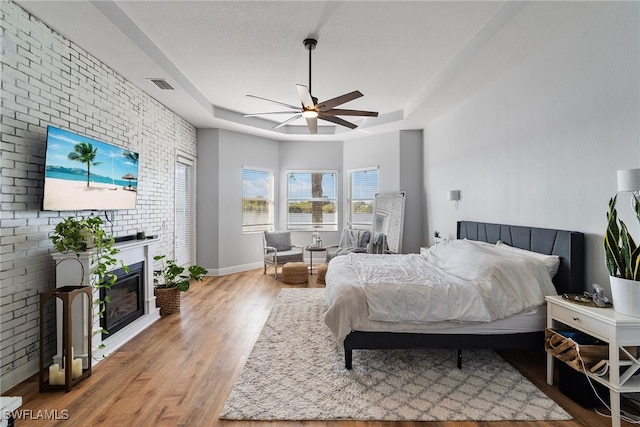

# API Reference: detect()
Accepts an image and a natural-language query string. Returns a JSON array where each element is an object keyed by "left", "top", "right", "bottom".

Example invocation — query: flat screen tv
[{"left": 42, "top": 126, "right": 139, "bottom": 211}]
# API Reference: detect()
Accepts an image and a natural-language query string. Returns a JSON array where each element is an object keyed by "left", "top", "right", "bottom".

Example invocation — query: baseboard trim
[
  {"left": 1, "top": 359, "right": 39, "bottom": 393},
  {"left": 206, "top": 262, "right": 263, "bottom": 277}
]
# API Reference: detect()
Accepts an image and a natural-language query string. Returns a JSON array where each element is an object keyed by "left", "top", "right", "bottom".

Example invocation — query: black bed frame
[{"left": 342, "top": 220, "right": 585, "bottom": 369}]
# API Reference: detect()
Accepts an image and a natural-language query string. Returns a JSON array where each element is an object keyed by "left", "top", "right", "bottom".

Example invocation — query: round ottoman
[
  {"left": 316, "top": 264, "right": 328, "bottom": 285},
  {"left": 282, "top": 262, "right": 308, "bottom": 284}
]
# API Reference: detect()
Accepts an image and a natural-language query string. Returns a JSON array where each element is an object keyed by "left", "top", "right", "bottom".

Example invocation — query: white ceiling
[{"left": 14, "top": 1, "right": 582, "bottom": 141}]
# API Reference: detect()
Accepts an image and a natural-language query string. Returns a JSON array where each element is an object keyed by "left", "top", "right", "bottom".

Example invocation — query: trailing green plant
[
  {"left": 51, "top": 215, "right": 125, "bottom": 347},
  {"left": 153, "top": 255, "right": 207, "bottom": 291},
  {"left": 604, "top": 194, "right": 640, "bottom": 281}
]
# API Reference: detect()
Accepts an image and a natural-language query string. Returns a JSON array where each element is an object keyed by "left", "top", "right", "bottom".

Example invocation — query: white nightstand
[{"left": 546, "top": 295, "right": 640, "bottom": 427}]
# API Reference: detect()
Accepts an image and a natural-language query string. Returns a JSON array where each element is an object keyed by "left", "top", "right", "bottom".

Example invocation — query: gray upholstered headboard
[{"left": 457, "top": 221, "right": 585, "bottom": 295}]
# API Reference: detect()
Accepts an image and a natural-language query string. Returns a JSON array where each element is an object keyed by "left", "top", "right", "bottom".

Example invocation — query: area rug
[{"left": 220, "top": 288, "right": 571, "bottom": 421}]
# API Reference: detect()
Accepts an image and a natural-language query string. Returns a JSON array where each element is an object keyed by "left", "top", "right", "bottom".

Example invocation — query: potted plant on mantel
[
  {"left": 50, "top": 215, "right": 124, "bottom": 340},
  {"left": 604, "top": 194, "right": 640, "bottom": 317},
  {"left": 153, "top": 255, "right": 207, "bottom": 316}
]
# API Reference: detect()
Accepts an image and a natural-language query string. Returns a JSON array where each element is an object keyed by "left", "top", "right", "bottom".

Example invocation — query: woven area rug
[{"left": 220, "top": 288, "right": 571, "bottom": 421}]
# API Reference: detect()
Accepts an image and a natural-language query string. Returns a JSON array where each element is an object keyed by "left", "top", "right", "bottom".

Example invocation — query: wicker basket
[
  {"left": 154, "top": 287, "right": 181, "bottom": 316},
  {"left": 544, "top": 328, "right": 635, "bottom": 372},
  {"left": 282, "top": 262, "right": 308, "bottom": 285},
  {"left": 317, "top": 264, "right": 328, "bottom": 285}
]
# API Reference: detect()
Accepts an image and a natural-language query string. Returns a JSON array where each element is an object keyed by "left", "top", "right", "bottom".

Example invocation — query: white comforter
[{"left": 324, "top": 239, "right": 557, "bottom": 345}]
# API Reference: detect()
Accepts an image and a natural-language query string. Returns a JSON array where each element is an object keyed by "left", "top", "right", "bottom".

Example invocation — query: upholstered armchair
[
  {"left": 263, "top": 231, "right": 304, "bottom": 279},
  {"left": 326, "top": 229, "right": 371, "bottom": 262}
]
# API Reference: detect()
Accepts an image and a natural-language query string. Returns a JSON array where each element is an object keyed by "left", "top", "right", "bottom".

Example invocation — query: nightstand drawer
[{"left": 549, "top": 303, "right": 609, "bottom": 340}]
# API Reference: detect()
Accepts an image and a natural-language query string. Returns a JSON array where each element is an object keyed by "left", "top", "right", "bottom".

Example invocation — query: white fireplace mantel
[{"left": 50, "top": 238, "right": 160, "bottom": 366}]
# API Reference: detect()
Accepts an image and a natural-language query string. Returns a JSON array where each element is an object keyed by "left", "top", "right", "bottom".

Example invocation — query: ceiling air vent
[{"left": 149, "top": 79, "right": 174, "bottom": 90}]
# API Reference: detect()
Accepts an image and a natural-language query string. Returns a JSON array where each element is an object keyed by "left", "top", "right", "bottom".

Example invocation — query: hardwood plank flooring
[{"left": 4, "top": 269, "right": 634, "bottom": 426}]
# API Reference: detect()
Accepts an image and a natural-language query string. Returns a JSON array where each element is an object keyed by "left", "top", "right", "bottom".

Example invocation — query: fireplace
[
  {"left": 52, "top": 238, "right": 160, "bottom": 366},
  {"left": 100, "top": 261, "right": 144, "bottom": 338}
]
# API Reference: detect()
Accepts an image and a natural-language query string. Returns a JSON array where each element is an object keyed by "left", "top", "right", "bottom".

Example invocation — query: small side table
[
  {"left": 546, "top": 295, "right": 640, "bottom": 427},
  {"left": 305, "top": 246, "right": 327, "bottom": 275}
]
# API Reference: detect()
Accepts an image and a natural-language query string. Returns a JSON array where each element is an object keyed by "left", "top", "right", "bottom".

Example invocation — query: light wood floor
[{"left": 4, "top": 268, "right": 635, "bottom": 426}]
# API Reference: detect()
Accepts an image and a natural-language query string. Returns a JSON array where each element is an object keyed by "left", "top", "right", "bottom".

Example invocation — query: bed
[{"left": 324, "top": 221, "right": 584, "bottom": 369}]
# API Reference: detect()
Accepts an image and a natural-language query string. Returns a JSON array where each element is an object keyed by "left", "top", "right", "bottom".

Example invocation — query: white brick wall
[{"left": 0, "top": 0, "right": 197, "bottom": 391}]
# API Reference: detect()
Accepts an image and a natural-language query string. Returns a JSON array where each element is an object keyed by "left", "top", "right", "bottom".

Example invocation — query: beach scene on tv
[{"left": 43, "top": 126, "right": 139, "bottom": 211}]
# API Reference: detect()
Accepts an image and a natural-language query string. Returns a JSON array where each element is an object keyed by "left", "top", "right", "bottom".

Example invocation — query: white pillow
[
  {"left": 495, "top": 241, "right": 560, "bottom": 278},
  {"left": 463, "top": 238, "right": 495, "bottom": 248}
]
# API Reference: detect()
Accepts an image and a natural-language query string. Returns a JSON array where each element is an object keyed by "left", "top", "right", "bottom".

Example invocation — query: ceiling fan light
[{"left": 301, "top": 110, "right": 318, "bottom": 119}]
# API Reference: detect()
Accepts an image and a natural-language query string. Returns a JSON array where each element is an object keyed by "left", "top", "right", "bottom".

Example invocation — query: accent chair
[{"left": 263, "top": 231, "right": 304, "bottom": 279}]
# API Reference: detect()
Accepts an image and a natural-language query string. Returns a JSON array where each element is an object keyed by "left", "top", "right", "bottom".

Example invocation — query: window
[
  {"left": 287, "top": 171, "right": 337, "bottom": 231},
  {"left": 348, "top": 167, "right": 379, "bottom": 229},
  {"left": 175, "top": 154, "right": 195, "bottom": 265},
  {"left": 242, "top": 167, "right": 274, "bottom": 233}
]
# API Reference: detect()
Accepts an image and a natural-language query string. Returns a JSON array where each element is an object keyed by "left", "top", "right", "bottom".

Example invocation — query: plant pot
[
  {"left": 154, "top": 287, "right": 181, "bottom": 316},
  {"left": 80, "top": 229, "right": 95, "bottom": 249},
  {"left": 609, "top": 276, "right": 640, "bottom": 317}
]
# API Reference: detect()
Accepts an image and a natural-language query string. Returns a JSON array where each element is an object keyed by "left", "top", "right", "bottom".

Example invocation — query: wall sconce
[
  {"left": 617, "top": 168, "right": 640, "bottom": 208},
  {"left": 447, "top": 190, "right": 460, "bottom": 210}
]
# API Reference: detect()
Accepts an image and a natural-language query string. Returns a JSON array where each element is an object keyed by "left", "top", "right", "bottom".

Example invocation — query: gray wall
[
  {"left": 422, "top": 1, "right": 640, "bottom": 297},
  {"left": 195, "top": 129, "right": 220, "bottom": 271},
  {"left": 398, "top": 130, "right": 424, "bottom": 254},
  {"left": 196, "top": 129, "right": 425, "bottom": 274},
  {"left": 196, "top": 129, "right": 280, "bottom": 275},
  {"left": 343, "top": 130, "right": 424, "bottom": 254}
]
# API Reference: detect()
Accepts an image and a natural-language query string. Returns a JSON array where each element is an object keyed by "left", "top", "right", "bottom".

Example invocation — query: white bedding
[{"left": 324, "top": 239, "right": 558, "bottom": 346}]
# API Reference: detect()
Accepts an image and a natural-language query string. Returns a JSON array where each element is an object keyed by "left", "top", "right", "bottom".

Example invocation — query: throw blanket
[{"left": 334, "top": 229, "right": 369, "bottom": 257}]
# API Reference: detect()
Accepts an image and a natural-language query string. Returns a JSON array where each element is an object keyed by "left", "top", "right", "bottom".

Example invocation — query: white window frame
[
  {"left": 242, "top": 166, "right": 274, "bottom": 234},
  {"left": 175, "top": 152, "right": 196, "bottom": 266},
  {"left": 287, "top": 170, "right": 338, "bottom": 231},
  {"left": 348, "top": 166, "right": 379, "bottom": 230}
]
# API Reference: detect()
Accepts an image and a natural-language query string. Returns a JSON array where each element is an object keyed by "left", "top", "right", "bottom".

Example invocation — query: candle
[
  {"left": 58, "top": 368, "right": 66, "bottom": 385},
  {"left": 72, "top": 358, "right": 83, "bottom": 379},
  {"left": 49, "top": 364, "right": 59, "bottom": 385}
]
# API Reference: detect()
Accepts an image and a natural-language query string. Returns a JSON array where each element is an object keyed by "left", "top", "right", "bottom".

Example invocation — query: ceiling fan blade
[
  {"left": 244, "top": 110, "right": 301, "bottom": 117},
  {"left": 296, "top": 84, "right": 315, "bottom": 109},
  {"left": 318, "top": 113, "right": 358, "bottom": 129},
  {"left": 305, "top": 116, "right": 318, "bottom": 134},
  {"left": 322, "top": 109, "right": 378, "bottom": 117},
  {"left": 272, "top": 114, "right": 301, "bottom": 130},
  {"left": 246, "top": 94, "right": 301, "bottom": 110},
  {"left": 317, "top": 91, "right": 363, "bottom": 111}
]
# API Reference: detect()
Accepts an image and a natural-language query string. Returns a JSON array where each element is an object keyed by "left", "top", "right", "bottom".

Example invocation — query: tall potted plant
[
  {"left": 604, "top": 194, "right": 640, "bottom": 316},
  {"left": 153, "top": 255, "right": 207, "bottom": 316}
]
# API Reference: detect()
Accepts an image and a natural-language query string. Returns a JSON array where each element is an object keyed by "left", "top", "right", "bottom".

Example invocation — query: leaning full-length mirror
[{"left": 370, "top": 191, "right": 406, "bottom": 254}]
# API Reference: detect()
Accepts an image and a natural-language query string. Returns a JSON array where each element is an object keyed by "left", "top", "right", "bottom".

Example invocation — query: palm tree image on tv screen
[{"left": 43, "top": 126, "right": 139, "bottom": 211}]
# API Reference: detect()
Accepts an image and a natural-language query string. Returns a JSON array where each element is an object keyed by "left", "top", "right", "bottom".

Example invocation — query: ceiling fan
[{"left": 244, "top": 38, "right": 378, "bottom": 134}]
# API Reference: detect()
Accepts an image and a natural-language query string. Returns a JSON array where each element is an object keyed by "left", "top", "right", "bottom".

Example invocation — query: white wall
[
  {"left": 423, "top": 1, "right": 640, "bottom": 296},
  {"left": 0, "top": 1, "right": 197, "bottom": 392}
]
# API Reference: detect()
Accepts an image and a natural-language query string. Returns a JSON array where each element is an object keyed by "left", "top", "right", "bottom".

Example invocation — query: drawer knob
[{"left": 573, "top": 316, "right": 579, "bottom": 321}]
